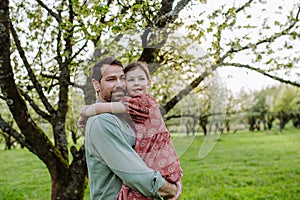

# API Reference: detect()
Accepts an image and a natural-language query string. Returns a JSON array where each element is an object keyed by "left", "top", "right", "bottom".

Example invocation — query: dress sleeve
[{"left": 120, "top": 95, "right": 152, "bottom": 123}]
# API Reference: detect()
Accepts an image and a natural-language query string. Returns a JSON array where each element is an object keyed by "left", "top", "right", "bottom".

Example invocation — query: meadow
[{"left": 0, "top": 127, "right": 299, "bottom": 200}]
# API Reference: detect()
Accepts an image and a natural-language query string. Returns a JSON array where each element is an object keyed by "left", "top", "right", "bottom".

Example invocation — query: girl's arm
[
  {"left": 77, "top": 103, "right": 126, "bottom": 128},
  {"left": 84, "top": 102, "right": 126, "bottom": 117}
]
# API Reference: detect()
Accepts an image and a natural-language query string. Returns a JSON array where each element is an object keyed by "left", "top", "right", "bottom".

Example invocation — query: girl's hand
[
  {"left": 77, "top": 116, "right": 87, "bottom": 128},
  {"left": 80, "top": 105, "right": 89, "bottom": 118},
  {"left": 77, "top": 105, "right": 89, "bottom": 128}
]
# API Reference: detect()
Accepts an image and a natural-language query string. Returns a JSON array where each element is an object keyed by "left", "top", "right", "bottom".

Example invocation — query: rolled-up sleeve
[{"left": 86, "top": 113, "right": 165, "bottom": 198}]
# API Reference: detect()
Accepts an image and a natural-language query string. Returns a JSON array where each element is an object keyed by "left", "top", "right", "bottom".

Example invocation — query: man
[{"left": 84, "top": 57, "right": 179, "bottom": 199}]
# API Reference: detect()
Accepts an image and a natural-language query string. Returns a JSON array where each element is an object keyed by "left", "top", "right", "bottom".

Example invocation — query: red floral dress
[{"left": 117, "top": 94, "right": 183, "bottom": 200}]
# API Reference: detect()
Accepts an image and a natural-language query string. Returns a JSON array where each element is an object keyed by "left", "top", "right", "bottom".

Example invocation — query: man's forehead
[{"left": 101, "top": 64, "right": 124, "bottom": 77}]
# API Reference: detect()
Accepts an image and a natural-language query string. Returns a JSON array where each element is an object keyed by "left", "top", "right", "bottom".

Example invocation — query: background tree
[
  {"left": 222, "top": 89, "right": 242, "bottom": 133},
  {"left": 1, "top": 0, "right": 299, "bottom": 199},
  {"left": 273, "top": 85, "right": 300, "bottom": 131},
  {"left": 245, "top": 90, "right": 270, "bottom": 131},
  {"left": 0, "top": 0, "right": 198, "bottom": 199}
]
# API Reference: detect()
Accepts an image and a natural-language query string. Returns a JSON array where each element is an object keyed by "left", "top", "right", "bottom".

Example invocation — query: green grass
[
  {"left": 0, "top": 149, "right": 51, "bottom": 200},
  {"left": 179, "top": 127, "right": 300, "bottom": 200},
  {"left": 0, "top": 127, "right": 299, "bottom": 199}
]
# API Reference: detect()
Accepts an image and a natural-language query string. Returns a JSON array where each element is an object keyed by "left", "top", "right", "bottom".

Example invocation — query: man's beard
[
  {"left": 100, "top": 85, "right": 125, "bottom": 102},
  {"left": 110, "top": 88, "right": 125, "bottom": 102}
]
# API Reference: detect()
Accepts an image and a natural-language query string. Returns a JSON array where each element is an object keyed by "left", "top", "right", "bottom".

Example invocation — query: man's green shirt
[{"left": 85, "top": 113, "right": 165, "bottom": 199}]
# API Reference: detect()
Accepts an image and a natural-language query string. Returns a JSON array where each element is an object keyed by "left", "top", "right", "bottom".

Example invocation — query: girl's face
[{"left": 125, "top": 67, "right": 151, "bottom": 96}]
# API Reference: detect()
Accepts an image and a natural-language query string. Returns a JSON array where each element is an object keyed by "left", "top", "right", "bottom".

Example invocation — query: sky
[
  {"left": 186, "top": 0, "right": 297, "bottom": 94},
  {"left": 217, "top": 66, "right": 280, "bottom": 94}
]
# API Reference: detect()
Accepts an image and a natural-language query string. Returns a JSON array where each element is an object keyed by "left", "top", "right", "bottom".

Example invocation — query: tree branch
[
  {"left": 9, "top": 21, "right": 55, "bottom": 114},
  {"left": 41, "top": 73, "right": 59, "bottom": 79},
  {"left": 1, "top": 6, "right": 67, "bottom": 172},
  {"left": 235, "top": 0, "right": 253, "bottom": 13},
  {"left": 18, "top": 88, "right": 52, "bottom": 122},
  {"left": 63, "top": 0, "right": 74, "bottom": 61},
  {"left": 165, "top": 114, "right": 198, "bottom": 121},
  {"left": 68, "top": 40, "right": 88, "bottom": 65},
  {"left": 165, "top": 112, "right": 227, "bottom": 121},
  {"left": 139, "top": 0, "right": 191, "bottom": 65},
  {"left": 0, "top": 116, "right": 32, "bottom": 151},
  {"left": 35, "top": 0, "right": 61, "bottom": 22},
  {"left": 223, "top": 62, "right": 300, "bottom": 87},
  {"left": 214, "top": 0, "right": 254, "bottom": 60},
  {"left": 224, "top": 6, "right": 300, "bottom": 57},
  {"left": 155, "top": 0, "right": 192, "bottom": 27},
  {"left": 55, "top": 5, "right": 63, "bottom": 65},
  {"left": 90, "top": 0, "right": 114, "bottom": 46},
  {"left": 154, "top": 0, "right": 174, "bottom": 27},
  {"left": 53, "top": 0, "right": 75, "bottom": 161},
  {"left": 163, "top": 64, "right": 218, "bottom": 113}
]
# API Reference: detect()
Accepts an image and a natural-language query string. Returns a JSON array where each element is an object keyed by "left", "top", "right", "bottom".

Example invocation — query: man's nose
[{"left": 115, "top": 78, "right": 125, "bottom": 87}]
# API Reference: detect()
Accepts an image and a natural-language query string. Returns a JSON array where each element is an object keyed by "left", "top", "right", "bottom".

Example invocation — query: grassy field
[{"left": 0, "top": 127, "right": 299, "bottom": 199}]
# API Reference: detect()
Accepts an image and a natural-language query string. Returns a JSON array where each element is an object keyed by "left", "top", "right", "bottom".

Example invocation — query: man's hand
[
  {"left": 158, "top": 181, "right": 178, "bottom": 199},
  {"left": 170, "top": 181, "right": 182, "bottom": 200}
]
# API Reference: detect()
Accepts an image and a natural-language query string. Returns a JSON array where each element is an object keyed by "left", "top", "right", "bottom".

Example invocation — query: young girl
[{"left": 78, "top": 62, "right": 183, "bottom": 200}]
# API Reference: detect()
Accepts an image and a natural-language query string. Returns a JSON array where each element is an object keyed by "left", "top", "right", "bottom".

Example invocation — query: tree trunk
[
  {"left": 185, "top": 119, "right": 192, "bottom": 136},
  {"left": 4, "top": 134, "right": 15, "bottom": 150},
  {"left": 248, "top": 117, "right": 255, "bottom": 131},
  {"left": 199, "top": 117, "right": 208, "bottom": 136},
  {"left": 51, "top": 146, "right": 88, "bottom": 200},
  {"left": 266, "top": 114, "right": 274, "bottom": 130},
  {"left": 0, "top": 2, "right": 88, "bottom": 199},
  {"left": 279, "top": 111, "right": 289, "bottom": 132},
  {"left": 192, "top": 118, "right": 197, "bottom": 136},
  {"left": 292, "top": 113, "right": 300, "bottom": 128}
]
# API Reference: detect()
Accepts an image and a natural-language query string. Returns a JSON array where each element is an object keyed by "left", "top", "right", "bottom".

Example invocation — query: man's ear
[{"left": 92, "top": 79, "right": 100, "bottom": 92}]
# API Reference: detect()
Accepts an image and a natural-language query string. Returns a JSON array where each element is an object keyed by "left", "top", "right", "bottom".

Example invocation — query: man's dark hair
[{"left": 91, "top": 57, "right": 123, "bottom": 81}]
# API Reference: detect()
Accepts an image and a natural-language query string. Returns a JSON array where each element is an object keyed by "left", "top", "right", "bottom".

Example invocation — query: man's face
[{"left": 95, "top": 64, "right": 126, "bottom": 102}]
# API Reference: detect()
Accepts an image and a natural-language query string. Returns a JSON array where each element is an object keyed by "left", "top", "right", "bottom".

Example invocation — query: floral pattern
[{"left": 117, "top": 94, "right": 183, "bottom": 200}]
